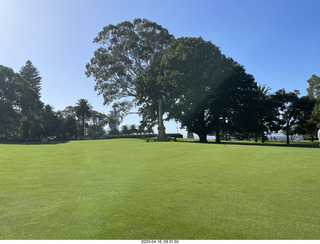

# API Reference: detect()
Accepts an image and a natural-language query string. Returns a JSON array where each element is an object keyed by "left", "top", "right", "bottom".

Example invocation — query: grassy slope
[{"left": 0, "top": 139, "right": 319, "bottom": 240}]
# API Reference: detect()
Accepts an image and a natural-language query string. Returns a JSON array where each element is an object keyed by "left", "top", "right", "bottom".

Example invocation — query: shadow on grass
[
  {"left": 175, "top": 138, "right": 320, "bottom": 149},
  {"left": 0, "top": 140, "right": 70, "bottom": 146},
  {"left": 222, "top": 141, "right": 319, "bottom": 149}
]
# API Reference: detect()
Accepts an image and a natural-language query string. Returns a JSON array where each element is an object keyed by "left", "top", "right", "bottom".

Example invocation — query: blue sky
[{"left": 1, "top": 0, "right": 319, "bottom": 136}]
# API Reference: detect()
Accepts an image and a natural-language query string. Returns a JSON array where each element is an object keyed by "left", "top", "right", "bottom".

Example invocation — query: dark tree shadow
[
  {"left": 0, "top": 140, "right": 70, "bottom": 146},
  {"left": 175, "top": 138, "right": 319, "bottom": 149}
]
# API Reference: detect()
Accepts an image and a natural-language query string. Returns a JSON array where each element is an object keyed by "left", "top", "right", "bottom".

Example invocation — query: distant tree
[
  {"left": 75, "top": 99, "right": 92, "bottom": 138},
  {"left": 272, "top": 89, "right": 300, "bottom": 144},
  {"left": 310, "top": 100, "right": 320, "bottom": 134},
  {"left": 42, "top": 104, "right": 59, "bottom": 137},
  {"left": 306, "top": 74, "right": 320, "bottom": 138},
  {"left": 146, "top": 125, "right": 154, "bottom": 134},
  {"left": 62, "top": 106, "right": 76, "bottom": 117},
  {"left": 85, "top": 18, "right": 174, "bottom": 116},
  {"left": 53, "top": 111, "right": 66, "bottom": 140},
  {"left": 294, "top": 96, "right": 316, "bottom": 140},
  {"left": 0, "top": 64, "right": 45, "bottom": 141},
  {"left": 0, "top": 65, "right": 21, "bottom": 138},
  {"left": 121, "top": 125, "right": 130, "bottom": 135},
  {"left": 306, "top": 74, "right": 320, "bottom": 99},
  {"left": 106, "top": 110, "right": 121, "bottom": 132},
  {"left": 90, "top": 110, "right": 108, "bottom": 126},
  {"left": 129, "top": 124, "right": 137, "bottom": 135},
  {"left": 64, "top": 115, "right": 78, "bottom": 139},
  {"left": 19, "top": 60, "right": 42, "bottom": 96},
  {"left": 87, "top": 110, "right": 108, "bottom": 139},
  {"left": 108, "top": 127, "right": 120, "bottom": 135},
  {"left": 210, "top": 65, "right": 257, "bottom": 142},
  {"left": 18, "top": 72, "right": 44, "bottom": 140},
  {"left": 253, "top": 84, "right": 280, "bottom": 143},
  {"left": 256, "top": 85, "right": 271, "bottom": 142},
  {"left": 87, "top": 124, "right": 106, "bottom": 139},
  {"left": 17, "top": 61, "right": 44, "bottom": 140},
  {"left": 138, "top": 124, "right": 145, "bottom": 134}
]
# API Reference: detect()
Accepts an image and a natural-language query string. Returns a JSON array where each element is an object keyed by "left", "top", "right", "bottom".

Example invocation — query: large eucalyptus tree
[{"left": 86, "top": 18, "right": 174, "bottom": 117}]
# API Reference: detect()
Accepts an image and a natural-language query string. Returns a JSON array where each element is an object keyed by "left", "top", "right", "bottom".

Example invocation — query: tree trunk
[
  {"left": 198, "top": 133, "right": 208, "bottom": 143},
  {"left": 216, "top": 130, "right": 221, "bottom": 143},
  {"left": 83, "top": 117, "right": 85, "bottom": 138},
  {"left": 286, "top": 125, "right": 290, "bottom": 145},
  {"left": 215, "top": 125, "right": 221, "bottom": 143},
  {"left": 254, "top": 133, "right": 258, "bottom": 142},
  {"left": 259, "top": 118, "right": 264, "bottom": 143}
]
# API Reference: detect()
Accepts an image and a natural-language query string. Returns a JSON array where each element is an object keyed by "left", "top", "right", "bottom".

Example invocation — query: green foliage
[
  {"left": 136, "top": 37, "right": 258, "bottom": 142},
  {"left": 18, "top": 62, "right": 44, "bottom": 140},
  {"left": 19, "top": 60, "right": 42, "bottom": 96},
  {"left": 294, "top": 96, "right": 316, "bottom": 139},
  {"left": 0, "top": 64, "right": 44, "bottom": 141},
  {"left": 87, "top": 124, "right": 106, "bottom": 139},
  {"left": 311, "top": 98, "right": 320, "bottom": 125},
  {"left": 0, "top": 65, "right": 21, "bottom": 138},
  {"left": 18, "top": 77, "right": 43, "bottom": 115},
  {"left": 85, "top": 18, "right": 174, "bottom": 115},
  {"left": 272, "top": 89, "right": 301, "bottom": 144},
  {"left": 88, "top": 110, "right": 108, "bottom": 138},
  {"left": 1, "top": 62, "right": 103, "bottom": 141},
  {"left": 254, "top": 85, "right": 272, "bottom": 142},
  {"left": 306, "top": 74, "right": 320, "bottom": 99},
  {"left": 64, "top": 115, "right": 78, "bottom": 139},
  {"left": 1, "top": 19, "right": 319, "bottom": 143},
  {"left": 129, "top": 124, "right": 137, "bottom": 134},
  {"left": 120, "top": 124, "right": 130, "bottom": 135},
  {"left": 75, "top": 99, "right": 92, "bottom": 138},
  {"left": 305, "top": 74, "right": 320, "bottom": 139},
  {"left": 42, "top": 105, "right": 59, "bottom": 136},
  {"left": 108, "top": 127, "right": 120, "bottom": 135}
]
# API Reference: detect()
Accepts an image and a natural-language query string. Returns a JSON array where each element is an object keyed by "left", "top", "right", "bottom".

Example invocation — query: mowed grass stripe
[{"left": 0, "top": 139, "right": 319, "bottom": 239}]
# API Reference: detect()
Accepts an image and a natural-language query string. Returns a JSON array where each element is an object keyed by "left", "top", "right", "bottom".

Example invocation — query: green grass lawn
[{"left": 1, "top": 139, "right": 319, "bottom": 240}]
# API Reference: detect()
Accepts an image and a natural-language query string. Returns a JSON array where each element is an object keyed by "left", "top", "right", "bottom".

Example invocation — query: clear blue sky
[{"left": 1, "top": 0, "right": 319, "bottom": 135}]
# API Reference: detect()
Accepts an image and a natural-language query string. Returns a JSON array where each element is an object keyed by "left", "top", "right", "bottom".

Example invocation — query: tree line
[
  {"left": 2, "top": 19, "right": 320, "bottom": 143},
  {"left": 86, "top": 19, "right": 320, "bottom": 144},
  {"left": 0, "top": 62, "right": 111, "bottom": 141},
  {"left": 0, "top": 61, "right": 156, "bottom": 141}
]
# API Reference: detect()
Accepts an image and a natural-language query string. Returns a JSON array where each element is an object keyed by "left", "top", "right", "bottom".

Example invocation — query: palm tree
[
  {"left": 121, "top": 125, "right": 129, "bottom": 135},
  {"left": 256, "top": 85, "right": 271, "bottom": 142},
  {"left": 146, "top": 125, "right": 154, "bottom": 134},
  {"left": 75, "top": 99, "right": 92, "bottom": 138},
  {"left": 258, "top": 85, "right": 271, "bottom": 100},
  {"left": 129, "top": 124, "right": 137, "bottom": 135},
  {"left": 138, "top": 124, "right": 145, "bottom": 134}
]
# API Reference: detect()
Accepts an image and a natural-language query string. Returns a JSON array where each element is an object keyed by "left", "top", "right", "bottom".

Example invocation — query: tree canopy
[
  {"left": 305, "top": 74, "right": 320, "bottom": 139},
  {"left": 19, "top": 60, "right": 42, "bottom": 96},
  {"left": 0, "top": 65, "right": 21, "bottom": 138},
  {"left": 85, "top": 18, "right": 174, "bottom": 115},
  {"left": 1, "top": 20, "right": 319, "bottom": 143},
  {"left": 306, "top": 74, "right": 320, "bottom": 99},
  {"left": 136, "top": 37, "right": 258, "bottom": 142},
  {"left": 75, "top": 99, "right": 92, "bottom": 138}
]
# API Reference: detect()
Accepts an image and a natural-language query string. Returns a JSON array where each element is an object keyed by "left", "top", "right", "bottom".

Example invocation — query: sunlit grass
[{"left": 0, "top": 139, "right": 319, "bottom": 239}]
